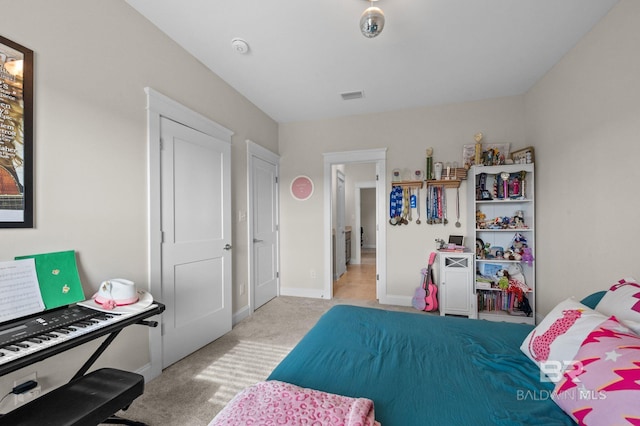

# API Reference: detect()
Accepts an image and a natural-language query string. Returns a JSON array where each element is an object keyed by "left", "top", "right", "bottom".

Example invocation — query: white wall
[
  {"left": 0, "top": 0, "right": 277, "bottom": 398},
  {"left": 524, "top": 0, "right": 640, "bottom": 315},
  {"left": 279, "top": 96, "right": 526, "bottom": 299}
]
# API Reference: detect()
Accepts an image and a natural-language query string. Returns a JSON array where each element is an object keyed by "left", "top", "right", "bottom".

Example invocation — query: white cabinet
[
  {"left": 438, "top": 252, "right": 475, "bottom": 318},
  {"left": 467, "top": 163, "right": 535, "bottom": 324}
]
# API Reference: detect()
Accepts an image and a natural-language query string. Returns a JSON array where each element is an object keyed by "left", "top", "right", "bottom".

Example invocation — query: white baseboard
[
  {"left": 136, "top": 363, "right": 154, "bottom": 382},
  {"left": 377, "top": 294, "right": 412, "bottom": 306},
  {"left": 233, "top": 305, "right": 252, "bottom": 325},
  {"left": 279, "top": 287, "right": 325, "bottom": 299}
]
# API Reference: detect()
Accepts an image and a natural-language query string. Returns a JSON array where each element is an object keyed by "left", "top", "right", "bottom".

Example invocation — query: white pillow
[
  {"left": 595, "top": 277, "right": 640, "bottom": 324},
  {"left": 520, "top": 298, "right": 608, "bottom": 382}
]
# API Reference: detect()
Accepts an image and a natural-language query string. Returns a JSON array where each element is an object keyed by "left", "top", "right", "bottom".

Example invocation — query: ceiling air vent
[{"left": 340, "top": 90, "right": 364, "bottom": 101}]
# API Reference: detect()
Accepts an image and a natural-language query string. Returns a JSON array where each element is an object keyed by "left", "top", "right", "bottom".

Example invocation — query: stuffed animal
[
  {"left": 521, "top": 247, "right": 534, "bottom": 266},
  {"left": 497, "top": 270, "right": 510, "bottom": 290}
]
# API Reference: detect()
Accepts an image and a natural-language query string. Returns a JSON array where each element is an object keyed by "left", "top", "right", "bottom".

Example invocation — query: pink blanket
[{"left": 209, "top": 380, "right": 380, "bottom": 426}]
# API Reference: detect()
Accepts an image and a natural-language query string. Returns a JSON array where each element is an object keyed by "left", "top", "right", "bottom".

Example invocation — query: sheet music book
[
  {"left": 15, "top": 250, "right": 86, "bottom": 310},
  {"left": 0, "top": 259, "right": 45, "bottom": 323}
]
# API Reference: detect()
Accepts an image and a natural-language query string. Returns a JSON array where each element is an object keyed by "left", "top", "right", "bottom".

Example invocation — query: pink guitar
[
  {"left": 424, "top": 252, "right": 438, "bottom": 311},
  {"left": 412, "top": 252, "right": 439, "bottom": 312}
]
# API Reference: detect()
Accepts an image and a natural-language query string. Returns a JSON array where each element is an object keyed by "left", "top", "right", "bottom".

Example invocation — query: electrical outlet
[
  {"left": 239, "top": 282, "right": 246, "bottom": 295},
  {"left": 310, "top": 269, "right": 316, "bottom": 279},
  {"left": 13, "top": 372, "right": 41, "bottom": 406}
]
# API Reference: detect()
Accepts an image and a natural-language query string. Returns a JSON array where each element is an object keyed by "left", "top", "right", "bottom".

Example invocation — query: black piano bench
[{"left": 0, "top": 368, "right": 147, "bottom": 426}]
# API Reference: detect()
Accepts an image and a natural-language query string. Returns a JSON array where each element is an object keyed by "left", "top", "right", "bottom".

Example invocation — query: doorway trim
[
  {"left": 146, "top": 87, "right": 233, "bottom": 380},
  {"left": 246, "top": 140, "right": 280, "bottom": 317},
  {"left": 323, "top": 148, "right": 387, "bottom": 300}
]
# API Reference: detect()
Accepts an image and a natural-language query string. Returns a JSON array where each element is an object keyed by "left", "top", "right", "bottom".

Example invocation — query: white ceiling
[{"left": 125, "top": 0, "right": 619, "bottom": 123}]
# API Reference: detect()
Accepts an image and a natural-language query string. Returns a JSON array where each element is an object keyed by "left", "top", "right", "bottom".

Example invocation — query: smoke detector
[{"left": 231, "top": 38, "right": 250, "bottom": 54}]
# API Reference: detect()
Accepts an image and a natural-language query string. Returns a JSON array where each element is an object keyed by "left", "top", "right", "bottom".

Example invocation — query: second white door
[{"left": 251, "top": 155, "right": 279, "bottom": 309}]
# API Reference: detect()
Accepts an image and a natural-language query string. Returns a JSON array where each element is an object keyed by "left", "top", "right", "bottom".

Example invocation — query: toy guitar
[
  {"left": 412, "top": 252, "right": 438, "bottom": 312},
  {"left": 424, "top": 252, "right": 438, "bottom": 311}
]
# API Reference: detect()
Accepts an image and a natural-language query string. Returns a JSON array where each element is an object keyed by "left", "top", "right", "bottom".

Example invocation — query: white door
[
  {"left": 160, "top": 117, "right": 232, "bottom": 368},
  {"left": 335, "top": 170, "right": 346, "bottom": 279},
  {"left": 251, "top": 155, "right": 279, "bottom": 309}
]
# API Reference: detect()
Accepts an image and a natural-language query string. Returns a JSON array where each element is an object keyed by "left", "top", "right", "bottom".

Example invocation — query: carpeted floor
[{"left": 114, "top": 296, "right": 423, "bottom": 425}]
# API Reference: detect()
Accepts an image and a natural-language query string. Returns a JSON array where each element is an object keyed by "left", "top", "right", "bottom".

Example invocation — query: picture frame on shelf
[
  {"left": 511, "top": 146, "right": 534, "bottom": 164},
  {"left": 0, "top": 35, "right": 34, "bottom": 228},
  {"left": 462, "top": 143, "right": 511, "bottom": 167}
]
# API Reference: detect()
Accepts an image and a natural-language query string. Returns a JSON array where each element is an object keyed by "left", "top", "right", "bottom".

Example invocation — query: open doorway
[
  {"left": 333, "top": 181, "right": 377, "bottom": 300},
  {"left": 333, "top": 183, "right": 377, "bottom": 301},
  {"left": 323, "top": 149, "right": 387, "bottom": 302}
]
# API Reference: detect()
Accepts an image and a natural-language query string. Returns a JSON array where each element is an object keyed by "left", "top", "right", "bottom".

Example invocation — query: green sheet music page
[{"left": 15, "top": 250, "right": 85, "bottom": 309}]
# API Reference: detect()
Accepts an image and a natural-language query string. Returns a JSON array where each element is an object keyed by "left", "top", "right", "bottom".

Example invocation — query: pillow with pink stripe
[
  {"left": 553, "top": 316, "right": 640, "bottom": 426},
  {"left": 595, "top": 278, "right": 640, "bottom": 325}
]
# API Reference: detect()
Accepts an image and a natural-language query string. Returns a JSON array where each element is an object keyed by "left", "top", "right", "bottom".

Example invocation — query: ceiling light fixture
[{"left": 360, "top": 0, "right": 385, "bottom": 39}]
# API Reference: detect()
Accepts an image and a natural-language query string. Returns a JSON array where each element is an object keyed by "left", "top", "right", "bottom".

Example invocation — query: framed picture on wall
[{"left": 0, "top": 35, "right": 33, "bottom": 228}]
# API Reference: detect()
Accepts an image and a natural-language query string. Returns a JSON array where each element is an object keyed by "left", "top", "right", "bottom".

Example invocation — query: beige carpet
[{"left": 114, "top": 296, "right": 423, "bottom": 425}]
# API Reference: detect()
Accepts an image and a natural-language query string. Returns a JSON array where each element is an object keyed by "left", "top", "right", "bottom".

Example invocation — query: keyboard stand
[
  {"left": 71, "top": 319, "right": 157, "bottom": 382},
  {"left": 0, "top": 304, "right": 164, "bottom": 426}
]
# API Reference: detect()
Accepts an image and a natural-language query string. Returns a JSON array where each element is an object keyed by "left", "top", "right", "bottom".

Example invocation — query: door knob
[
  {"left": 223, "top": 244, "right": 232, "bottom": 250},
  {"left": 253, "top": 238, "right": 263, "bottom": 243}
]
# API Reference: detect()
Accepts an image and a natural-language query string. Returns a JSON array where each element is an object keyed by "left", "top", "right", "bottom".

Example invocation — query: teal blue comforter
[{"left": 268, "top": 305, "right": 574, "bottom": 425}]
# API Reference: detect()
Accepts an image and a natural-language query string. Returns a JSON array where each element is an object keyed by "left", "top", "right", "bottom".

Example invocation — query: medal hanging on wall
[
  {"left": 426, "top": 185, "right": 432, "bottom": 224},
  {"left": 389, "top": 185, "right": 403, "bottom": 225},
  {"left": 401, "top": 187, "right": 409, "bottom": 225},
  {"left": 426, "top": 185, "right": 448, "bottom": 225}
]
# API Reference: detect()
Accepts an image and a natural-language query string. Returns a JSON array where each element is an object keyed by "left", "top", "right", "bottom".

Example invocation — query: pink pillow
[{"left": 553, "top": 316, "right": 640, "bottom": 425}]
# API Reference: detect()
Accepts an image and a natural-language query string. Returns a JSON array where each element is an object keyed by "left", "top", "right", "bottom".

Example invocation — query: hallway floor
[{"left": 333, "top": 248, "right": 376, "bottom": 300}]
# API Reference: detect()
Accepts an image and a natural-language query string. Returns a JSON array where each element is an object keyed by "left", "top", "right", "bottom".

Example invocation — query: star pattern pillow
[{"left": 553, "top": 316, "right": 640, "bottom": 426}]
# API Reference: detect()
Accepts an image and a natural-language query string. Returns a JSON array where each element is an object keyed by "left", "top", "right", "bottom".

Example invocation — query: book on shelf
[{"left": 477, "top": 289, "right": 526, "bottom": 312}]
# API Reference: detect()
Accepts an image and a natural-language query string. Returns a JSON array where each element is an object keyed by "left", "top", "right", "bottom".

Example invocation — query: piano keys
[{"left": 0, "top": 303, "right": 163, "bottom": 377}]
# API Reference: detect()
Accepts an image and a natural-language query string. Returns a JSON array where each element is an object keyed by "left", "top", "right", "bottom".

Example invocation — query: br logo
[{"left": 540, "top": 360, "right": 584, "bottom": 383}]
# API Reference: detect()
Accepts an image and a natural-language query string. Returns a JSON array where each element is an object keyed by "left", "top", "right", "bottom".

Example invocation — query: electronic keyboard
[{"left": 0, "top": 303, "right": 163, "bottom": 377}]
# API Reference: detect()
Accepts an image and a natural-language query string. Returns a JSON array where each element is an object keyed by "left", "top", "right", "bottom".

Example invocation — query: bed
[{"left": 211, "top": 284, "right": 640, "bottom": 425}]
